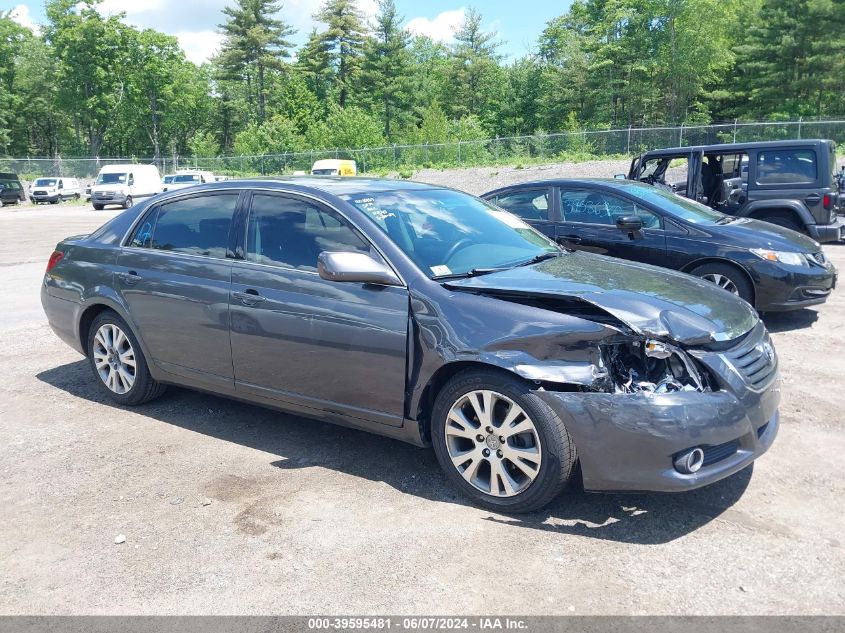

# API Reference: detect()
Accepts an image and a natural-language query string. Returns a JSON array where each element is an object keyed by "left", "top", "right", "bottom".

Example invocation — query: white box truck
[{"left": 90, "top": 164, "right": 161, "bottom": 210}]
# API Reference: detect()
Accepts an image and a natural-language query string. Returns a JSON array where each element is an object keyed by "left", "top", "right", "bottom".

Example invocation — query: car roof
[
  {"left": 191, "top": 176, "right": 440, "bottom": 197},
  {"left": 639, "top": 139, "right": 833, "bottom": 156},
  {"left": 484, "top": 178, "right": 654, "bottom": 196}
]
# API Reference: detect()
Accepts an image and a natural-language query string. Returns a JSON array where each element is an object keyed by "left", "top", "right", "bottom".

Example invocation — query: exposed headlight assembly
[
  {"left": 750, "top": 248, "right": 806, "bottom": 266},
  {"left": 604, "top": 339, "right": 710, "bottom": 394}
]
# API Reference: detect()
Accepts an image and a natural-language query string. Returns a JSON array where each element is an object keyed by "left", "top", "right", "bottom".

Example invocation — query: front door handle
[
  {"left": 117, "top": 271, "right": 141, "bottom": 285},
  {"left": 233, "top": 290, "right": 266, "bottom": 306},
  {"left": 557, "top": 234, "right": 582, "bottom": 244}
]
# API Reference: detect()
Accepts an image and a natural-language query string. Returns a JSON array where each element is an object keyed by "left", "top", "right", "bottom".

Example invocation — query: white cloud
[
  {"left": 176, "top": 30, "right": 225, "bottom": 65},
  {"left": 97, "top": 0, "right": 164, "bottom": 17},
  {"left": 9, "top": 4, "right": 40, "bottom": 34},
  {"left": 406, "top": 8, "right": 465, "bottom": 43}
]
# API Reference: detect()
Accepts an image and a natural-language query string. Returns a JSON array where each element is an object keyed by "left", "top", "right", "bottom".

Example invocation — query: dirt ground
[{"left": 1, "top": 179, "right": 844, "bottom": 615}]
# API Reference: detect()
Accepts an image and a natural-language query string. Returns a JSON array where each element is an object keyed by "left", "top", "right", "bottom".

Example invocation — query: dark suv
[
  {"left": 627, "top": 139, "right": 845, "bottom": 243},
  {"left": 0, "top": 172, "right": 25, "bottom": 206}
]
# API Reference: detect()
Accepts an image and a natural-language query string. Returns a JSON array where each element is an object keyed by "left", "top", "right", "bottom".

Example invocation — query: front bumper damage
[{"left": 536, "top": 385, "right": 779, "bottom": 492}]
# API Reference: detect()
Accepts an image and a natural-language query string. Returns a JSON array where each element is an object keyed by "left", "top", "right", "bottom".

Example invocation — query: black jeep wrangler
[{"left": 627, "top": 139, "right": 845, "bottom": 243}]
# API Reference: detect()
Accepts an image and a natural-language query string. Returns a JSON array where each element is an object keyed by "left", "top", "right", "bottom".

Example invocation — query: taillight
[
  {"left": 823, "top": 194, "right": 832, "bottom": 209},
  {"left": 46, "top": 250, "right": 64, "bottom": 272}
]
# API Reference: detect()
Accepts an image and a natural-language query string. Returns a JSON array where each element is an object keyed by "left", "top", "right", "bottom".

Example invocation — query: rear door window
[
  {"left": 493, "top": 189, "right": 551, "bottom": 221},
  {"left": 756, "top": 149, "right": 817, "bottom": 184},
  {"left": 129, "top": 193, "right": 239, "bottom": 258}
]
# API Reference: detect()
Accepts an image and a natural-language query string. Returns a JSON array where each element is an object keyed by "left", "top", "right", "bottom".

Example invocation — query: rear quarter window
[{"left": 756, "top": 149, "right": 817, "bottom": 185}]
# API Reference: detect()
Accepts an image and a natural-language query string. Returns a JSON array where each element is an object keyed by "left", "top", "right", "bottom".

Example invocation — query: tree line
[{"left": 0, "top": 0, "right": 843, "bottom": 160}]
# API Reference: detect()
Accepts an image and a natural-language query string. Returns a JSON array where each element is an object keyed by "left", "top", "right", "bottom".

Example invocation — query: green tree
[
  {"left": 731, "top": 0, "right": 845, "bottom": 118},
  {"left": 44, "top": 0, "right": 134, "bottom": 156},
  {"left": 315, "top": 0, "right": 367, "bottom": 108},
  {"left": 218, "top": 0, "right": 295, "bottom": 122},
  {"left": 234, "top": 115, "right": 301, "bottom": 155},
  {"left": 0, "top": 13, "right": 31, "bottom": 152},
  {"left": 360, "top": 0, "right": 411, "bottom": 139},
  {"left": 297, "top": 28, "right": 332, "bottom": 102},
  {"left": 306, "top": 105, "right": 384, "bottom": 149},
  {"left": 447, "top": 8, "right": 500, "bottom": 118}
]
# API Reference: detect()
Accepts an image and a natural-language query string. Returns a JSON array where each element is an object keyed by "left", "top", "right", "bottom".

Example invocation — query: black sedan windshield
[
  {"left": 625, "top": 183, "right": 728, "bottom": 224},
  {"left": 344, "top": 189, "right": 559, "bottom": 278}
]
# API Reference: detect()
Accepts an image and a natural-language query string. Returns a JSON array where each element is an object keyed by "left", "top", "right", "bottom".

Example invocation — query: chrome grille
[{"left": 723, "top": 325, "right": 778, "bottom": 390}]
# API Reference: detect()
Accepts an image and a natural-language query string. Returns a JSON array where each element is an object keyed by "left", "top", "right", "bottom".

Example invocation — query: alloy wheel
[
  {"left": 444, "top": 390, "right": 542, "bottom": 498},
  {"left": 92, "top": 323, "right": 136, "bottom": 394},
  {"left": 701, "top": 273, "right": 739, "bottom": 295}
]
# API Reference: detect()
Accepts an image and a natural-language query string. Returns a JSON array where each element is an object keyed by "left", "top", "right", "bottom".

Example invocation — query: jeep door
[{"left": 229, "top": 191, "right": 409, "bottom": 427}]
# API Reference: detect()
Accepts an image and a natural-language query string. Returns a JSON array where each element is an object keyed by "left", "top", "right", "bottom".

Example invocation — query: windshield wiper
[
  {"left": 432, "top": 267, "right": 508, "bottom": 280},
  {"left": 513, "top": 251, "right": 563, "bottom": 267}
]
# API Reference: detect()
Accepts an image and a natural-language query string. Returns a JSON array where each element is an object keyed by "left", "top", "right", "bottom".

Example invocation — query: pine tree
[
  {"left": 360, "top": 0, "right": 411, "bottom": 139},
  {"left": 448, "top": 8, "right": 500, "bottom": 118},
  {"left": 315, "top": 0, "right": 367, "bottom": 108},
  {"left": 218, "top": 0, "right": 295, "bottom": 123}
]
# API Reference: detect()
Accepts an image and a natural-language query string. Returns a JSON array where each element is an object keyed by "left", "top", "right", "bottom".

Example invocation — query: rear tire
[
  {"left": 87, "top": 310, "right": 166, "bottom": 406},
  {"left": 690, "top": 262, "right": 754, "bottom": 305},
  {"left": 431, "top": 368, "right": 576, "bottom": 513}
]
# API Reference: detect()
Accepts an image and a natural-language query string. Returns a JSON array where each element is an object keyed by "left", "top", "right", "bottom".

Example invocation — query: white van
[
  {"left": 29, "top": 177, "right": 81, "bottom": 204},
  {"left": 91, "top": 164, "right": 161, "bottom": 210},
  {"left": 163, "top": 170, "right": 215, "bottom": 192}
]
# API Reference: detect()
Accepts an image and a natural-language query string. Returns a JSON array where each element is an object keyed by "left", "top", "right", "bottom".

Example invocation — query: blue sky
[{"left": 3, "top": 0, "right": 571, "bottom": 64}]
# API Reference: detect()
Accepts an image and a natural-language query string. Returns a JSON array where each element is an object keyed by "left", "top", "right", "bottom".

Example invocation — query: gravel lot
[{"left": 1, "top": 166, "right": 844, "bottom": 615}]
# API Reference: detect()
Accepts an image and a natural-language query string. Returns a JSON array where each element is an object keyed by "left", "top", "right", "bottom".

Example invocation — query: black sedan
[
  {"left": 42, "top": 178, "right": 778, "bottom": 512},
  {"left": 483, "top": 179, "right": 837, "bottom": 311}
]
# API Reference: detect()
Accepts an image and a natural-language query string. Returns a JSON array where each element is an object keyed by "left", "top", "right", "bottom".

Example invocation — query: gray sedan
[{"left": 41, "top": 178, "right": 779, "bottom": 512}]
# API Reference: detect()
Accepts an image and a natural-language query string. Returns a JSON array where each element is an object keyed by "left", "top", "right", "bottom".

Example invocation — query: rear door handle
[
  {"left": 233, "top": 289, "right": 266, "bottom": 306},
  {"left": 557, "top": 234, "right": 582, "bottom": 244},
  {"left": 117, "top": 271, "right": 141, "bottom": 285}
]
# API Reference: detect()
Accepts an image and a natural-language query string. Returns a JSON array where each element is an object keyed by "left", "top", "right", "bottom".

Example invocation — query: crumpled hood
[{"left": 444, "top": 251, "right": 758, "bottom": 346}]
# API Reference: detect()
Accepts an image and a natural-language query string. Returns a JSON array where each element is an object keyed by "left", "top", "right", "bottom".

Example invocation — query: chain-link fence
[{"left": 4, "top": 118, "right": 845, "bottom": 180}]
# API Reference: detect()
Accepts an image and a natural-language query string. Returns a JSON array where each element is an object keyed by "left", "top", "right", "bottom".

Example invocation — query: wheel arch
[
  {"left": 742, "top": 200, "right": 813, "bottom": 230},
  {"left": 76, "top": 298, "right": 151, "bottom": 364},
  {"left": 414, "top": 360, "right": 584, "bottom": 443},
  {"left": 682, "top": 257, "right": 756, "bottom": 307}
]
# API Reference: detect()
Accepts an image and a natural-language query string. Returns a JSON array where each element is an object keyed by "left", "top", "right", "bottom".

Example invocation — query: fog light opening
[{"left": 674, "top": 447, "right": 705, "bottom": 474}]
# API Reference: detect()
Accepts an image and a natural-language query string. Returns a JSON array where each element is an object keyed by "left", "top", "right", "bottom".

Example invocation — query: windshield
[
  {"left": 35, "top": 178, "right": 57, "bottom": 187},
  {"left": 343, "top": 189, "right": 559, "bottom": 278},
  {"left": 625, "top": 183, "right": 727, "bottom": 225},
  {"left": 97, "top": 173, "right": 127, "bottom": 185},
  {"left": 312, "top": 169, "right": 338, "bottom": 175},
  {"left": 163, "top": 175, "right": 174, "bottom": 183},
  {"left": 173, "top": 174, "right": 201, "bottom": 183}
]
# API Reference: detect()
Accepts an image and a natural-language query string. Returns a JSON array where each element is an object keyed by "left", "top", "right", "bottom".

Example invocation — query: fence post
[
  {"left": 393, "top": 144, "right": 397, "bottom": 172},
  {"left": 679, "top": 123, "right": 684, "bottom": 146},
  {"left": 261, "top": 155, "right": 265, "bottom": 175},
  {"left": 733, "top": 119, "right": 738, "bottom": 143},
  {"left": 626, "top": 125, "right": 632, "bottom": 155},
  {"left": 425, "top": 142, "right": 429, "bottom": 164},
  {"left": 335, "top": 147, "right": 339, "bottom": 159},
  {"left": 457, "top": 141, "right": 461, "bottom": 166},
  {"left": 362, "top": 149, "right": 367, "bottom": 174},
  {"left": 798, "top": 117, "right": 803, "bottom": 140}
]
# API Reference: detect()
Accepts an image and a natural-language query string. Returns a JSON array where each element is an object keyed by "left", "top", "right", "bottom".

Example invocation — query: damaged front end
[{"left": 602, "top": 338, "right": 712, "bottom": 394}]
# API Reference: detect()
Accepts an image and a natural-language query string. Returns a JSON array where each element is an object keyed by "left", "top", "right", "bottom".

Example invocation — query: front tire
[
  {"left": 123, "top": 196, "right": 133, "bottom": 209},
  {"left": 93, "top": 204, "right": 104, "bottom": 211},
  {"left": 690, "top": 262, "right": 754, "bottom": 305},
  {"left": 87, "top": 311, "right": 166, "bottom": 406},
  {"left": 431, "top": 368, "right": 576, "bottom": 513}
]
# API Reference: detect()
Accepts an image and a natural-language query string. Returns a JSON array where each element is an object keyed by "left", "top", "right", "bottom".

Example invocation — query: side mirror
[
  {"left": 317, "top": 251, "right": 402, "bottom": 286},
  {"left": 613, "top": 174, "right": 627, "bottom": 180},
  {"left": 616, "top": 215, "right": 643, "bottom": 232}
]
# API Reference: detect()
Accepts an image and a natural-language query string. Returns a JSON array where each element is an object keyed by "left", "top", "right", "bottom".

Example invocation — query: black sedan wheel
[
  {"left": 87, "top": 310, "right": 166, "bottom": 405},
  {"left": 691, "top": 262, "right": 754, "bottom": 305},
  {"left": 431, "top": 368, "right": 576, "bottom": 513}
]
